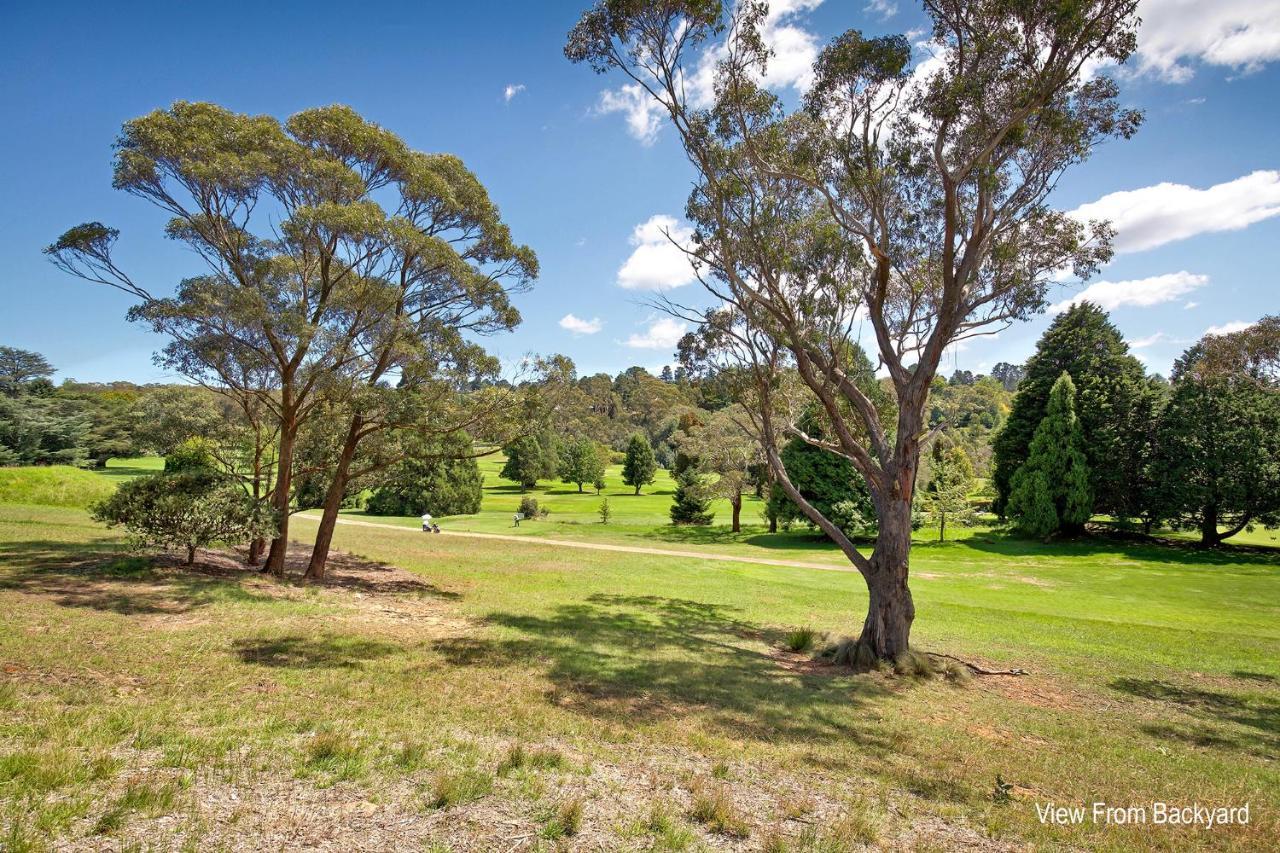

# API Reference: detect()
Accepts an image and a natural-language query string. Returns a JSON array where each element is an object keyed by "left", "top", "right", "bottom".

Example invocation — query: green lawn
[{"left": 1, "top": 492, "right": 1276, "bottom": 850}]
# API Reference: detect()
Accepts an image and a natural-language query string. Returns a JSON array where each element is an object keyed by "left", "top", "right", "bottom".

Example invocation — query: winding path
[{"left": 295, "top": 513, "right": 857, "bottom": 574}]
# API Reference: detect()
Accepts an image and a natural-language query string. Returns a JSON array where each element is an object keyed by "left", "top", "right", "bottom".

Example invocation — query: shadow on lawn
[
  {"left": 232, "top": 634, "right": 401, "bottom": 669},
  {"left": 1111, "top": 677, "right": 1280, "bottom": 759},
  {"left": 436, "top": 593, "right": 906, "bottom": 757},
  {"left": 0, "top": 538, "right": 275, "bottom": 615},
  {"left": 963, "top": 530, "right": 1280, "bottom": 570}
]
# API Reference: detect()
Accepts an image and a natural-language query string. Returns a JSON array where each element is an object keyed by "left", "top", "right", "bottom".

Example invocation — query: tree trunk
[
  {"left": 634, "top": 485, "right": 641, "bottom": 496},
  {"left": 578, "top": 483, "right": 583, "bottom": 493},
  {"left": 769, "top": 513, "right": 777, "bottom": 533},
  {"left": 264, "top": 416, "right": 298, "bottom": 576},
  {"left": 731, "top": 493, "right": 741, "bottom": 533},
  {"left": 305, "top": 417, "right": 363, "bottom": 581},
  {"left": 855, "top": 496, "right": 915, "bottom": 662},
  {"left": 938, "top": 510, "right": 946, "bottom": 543},
  {"left": 1200, "top": 505, "right": 1221, "bottom": 547},
  {"left": 186, "top": 545, "right": 196, "bottom": 566},
  {"left": 247, "top": 537, "right": 264, "bottom": 566}
]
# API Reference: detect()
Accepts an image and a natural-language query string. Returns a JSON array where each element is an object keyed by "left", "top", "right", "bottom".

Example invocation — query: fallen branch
[{"left": 927, "top": 651, "right": 1028, "bottom": 676}]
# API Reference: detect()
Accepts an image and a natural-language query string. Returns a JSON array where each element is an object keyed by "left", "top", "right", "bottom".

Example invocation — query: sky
[{"left": 1, "top": 0, "right": 1278, "bottom": 385}]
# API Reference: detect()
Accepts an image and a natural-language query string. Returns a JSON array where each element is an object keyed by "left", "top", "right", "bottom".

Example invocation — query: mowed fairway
[{"left": 1, "top": 476, "right": 1278, "bottom": 849}]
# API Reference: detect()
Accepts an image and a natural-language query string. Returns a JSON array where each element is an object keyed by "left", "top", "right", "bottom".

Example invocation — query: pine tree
[
  {"left": 621, "top": 433, "right": 657, "bottom": 495},
  {"left": 669, "top": 467, "right": 714, "bottom": 524},
  {"left": 1007, "top": 372, "right": 1092, "bottom": 537},
  {"left": 992, "top": 303, "right": 1158, "bottom": 520}
]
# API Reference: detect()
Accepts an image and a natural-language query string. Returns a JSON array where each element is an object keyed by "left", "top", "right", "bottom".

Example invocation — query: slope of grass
[
  {"left": 0, "top": 466, "right": 119, "bottom": 508},
  {"left": 1, "top": 502, "right": 1277, "bottom": 850}
]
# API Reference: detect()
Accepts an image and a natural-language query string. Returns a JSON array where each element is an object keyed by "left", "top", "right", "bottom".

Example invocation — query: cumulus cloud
[
  {"left": 559, "top": 314, "right": 603, "bottom": 335},
  {"left": 604, "top": 0, "right": 825, "bottom": 142},
  {"left": 503, "top": 83, "right": 526, "bottom": 102},
  {"left": 1049, "top": 271, "right": 1208, "bottom": 313},
  {"left": 625, "top": 317, "right": 688, "bottom": 350},
  {"left": 1205, "top": 320, "right": 1255, "bottom": 336},
  {"left": 596, "top": 83, "right": 665, "bottom": 146},
  {"left": 1135, "top": 0, "right": 1280, "bottom": 82},
  {"left": 1128, "top": 332, "right": 1168, "bottom": 348},
  {"left": 864, "top": 0, "right": 898, "bottom": 21},
  {"left": 1069, "top": 170, "right": 1280, "bottom": 254},
  {"left": 616, "top": 215, "right": 698, "bottom": 291}
]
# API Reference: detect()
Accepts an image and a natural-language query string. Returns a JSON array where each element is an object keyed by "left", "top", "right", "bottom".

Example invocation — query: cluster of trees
[
  {"left": 996, "top": 305, "right": 1280, "bottom": 545},
  {"left": 46, "top": 102, "right": 537, "bottom": 578},
  {"left": 0, "top": 347, "right": 150, "bottom": 467}
]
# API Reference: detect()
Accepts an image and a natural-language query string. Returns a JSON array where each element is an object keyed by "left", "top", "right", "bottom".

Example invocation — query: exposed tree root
[{"left": 926, "top": 651, "right": 1028, "bottom": 676}]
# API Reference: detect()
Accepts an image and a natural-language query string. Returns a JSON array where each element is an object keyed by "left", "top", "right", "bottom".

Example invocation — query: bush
[
  {"left": 518, "top": 495, "right": 547, "bottom": 520},
  {"left": 366, "top": 432, "right": 483, "bottom": 517},
  {"left": 598, "top": 498, "right": 612, "bottom": 524},
  {"left": 163, "top": 437, "right": 218, "bottom": 473},
  {"left": 91, "top": 470, "right": 275, "bottom": 565}
]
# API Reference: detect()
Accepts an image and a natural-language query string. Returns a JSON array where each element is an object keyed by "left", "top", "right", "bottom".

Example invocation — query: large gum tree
[
  {"left": 568, "top": 0, "right": 1140, "bottom": 661},
  {"left": 47, "top": 102, "right": 534, "bottom": 576}
]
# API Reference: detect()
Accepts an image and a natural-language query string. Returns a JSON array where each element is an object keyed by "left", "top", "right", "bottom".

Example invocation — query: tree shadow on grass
[
  {"left": 0, "top": 538, "right": 277, "bottom": 616},
  {"left": 1110, "top": 677, "right": 1280, "bottom": 759},
  {"left": 232, "top": 634, "right": 401, "bottom": 669},
  {"left": 435, "top": 593, "right": 906, "bottom": 756},
  {"left": 962, "top": 530, "right": 1280, "bottom": 570}
]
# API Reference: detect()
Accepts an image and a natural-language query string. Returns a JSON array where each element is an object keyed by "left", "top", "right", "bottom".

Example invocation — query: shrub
[
  {"left": 366, "top": 432, "right": 483, "bottom": 516},
  {"left": 518, "top": 495, "right": 547, "bottom": 520},
  {"left": 598, "top": 498, "right": 612, "bottom": 524},
  {"left": 91, "top": 470, "right": 275, "bottom": 565},
  {"left": 785, "top": 626, "right": 819, "bottom": 653},
  {"left": 163, "top": 436, "right": 218, "bottom": 473}
]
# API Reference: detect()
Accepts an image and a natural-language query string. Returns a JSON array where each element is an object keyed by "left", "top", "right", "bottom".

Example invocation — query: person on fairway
[{"left": 421, "top": 512, "right": 432, "bottom": 532}]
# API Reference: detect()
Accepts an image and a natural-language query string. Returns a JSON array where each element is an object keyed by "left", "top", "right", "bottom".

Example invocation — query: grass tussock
[
  {"left": 761, "top": 806, "right": 881, "bottom": 852},
  {"left": 785, "top": 626, "right": 820, "bottom": 652},
  {"left": 540, "top": 796, "right": 583, "bottom": 840},
  {"left": 428, "top": 769, "right": 492, "bottom": 809},
  {"left": 634, "top": 800, "right": 696, "bottom": 850},
  {"left": 93, "top": 777, "right": 186, "bottom": 835},
  {"left": 688, "top": 781, "right": 750, "bottom": 838},
  {"left": 498, "top": 742, "right": 565, "bottom": 775},
  {"left": 304, "top": 731, "right": 364, "bottom": 778},
  {"left": 892, "top": 649, "right": 937, "bottom": 679}
]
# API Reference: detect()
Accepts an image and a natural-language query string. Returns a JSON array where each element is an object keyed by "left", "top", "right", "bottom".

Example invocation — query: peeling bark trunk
[
  {"left": 856, "top": 495, "right": 915, "bottom": 661},
  {"left": 247, "top": 537, "right": 264, "bottom": 566},
  {"left": 304, "top": 417, "right": 363, "bottom": 581},
  {"left": 264, "top": 414, "right": 298, "bottom": 577}
]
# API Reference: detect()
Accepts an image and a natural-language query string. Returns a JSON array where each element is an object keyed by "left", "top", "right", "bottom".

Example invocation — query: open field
[{"left": 2, "top": 477, "right": 1278, "bottom": 850}]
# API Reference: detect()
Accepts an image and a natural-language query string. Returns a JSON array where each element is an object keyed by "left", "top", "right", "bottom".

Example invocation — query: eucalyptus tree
[
  {"left": 47, "top": 102, "right": 534, "bottom": 577},
  {"left": 568, "top": 0, "right": 1140, "bottom": 661}
]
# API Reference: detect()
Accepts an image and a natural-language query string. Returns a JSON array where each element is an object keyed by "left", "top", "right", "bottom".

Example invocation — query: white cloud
[
  {"left": 1183, "top": 301, "right": 1199, "bottom": 310},
  {"left": 1205, "top": 320, "right": 1255, "bottom": 336},
  {"left": 559, "top": 314, "right": 603, "bottom": 335},
  {"left": 616, "top": 215, "right": 698, "bottom": 291},
  {"left": 596, "top": 84, "right": 665, "bottom": 145},
  {"left": 625, "top": 317, "right": 688, "bottom": 350},
  {"left": 1069, "top": 170, "right": 1280, "bottom": 253},
  {"left": 1135, "top": 0, "right": 1280, "bottom": 82},
  {"left": 605, "top": 0, "right": 825, "bottom": 142},
  {"left": 1049, "top": 271, "right": 1208, "bottom": 313},
  {"left": 1128, "top": 332, "right": 1167, "bottom": 348},
  {"left": 864, "top": 0, "right": 898, "bottom": 21},
  {"left": 503, "top": 83, "right": 526, "bottom": 102}
]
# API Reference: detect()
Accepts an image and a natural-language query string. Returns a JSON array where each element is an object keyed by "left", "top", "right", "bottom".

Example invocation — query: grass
[
  {"left": 1, "top": 488, "right": 1278, "bottom": 848},
  {"left": 0, "top": 465, "right": 119, "bottom": 508}
]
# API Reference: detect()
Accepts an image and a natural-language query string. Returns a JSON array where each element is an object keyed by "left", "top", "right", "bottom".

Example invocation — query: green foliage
[
  {"left": 785, "top": 626, "right": 819, "bottom": 653},
  {"left": 163, "top": 437, "right": 218, "bottom": 473},
  {"left": 669, "top": 467, "right": 714, "bottom": 525},
  {"left": 365, "top": 433, "right": 483, "bottom": 517},
  {"left": 1146, "top": 347, "right": 1280, "bottom": 544},
  {"left": 90, "top": 470, "right": 275, "bottom": 563},
  {"left": 518, "top": 495, "right": 546, "bottom": 520},
  {"left": 621, "top": 433, "right": 657, "bottom": 495},
  {"left": 1006, "top": 373, "right": 1092, "bottom": 537},
  {"left": 923, "top": 440, "right": 975, "bottom": 541},
  {"left": 0, "top": 347, "right": 54, "bottom": 396},
  {"left": 598, "top": 498, "right": 612, "bottom": 524},
  {"left": 558, "top": 436, "right": 607, "bottom": 493},
  {"left": 767, "top": 435, "right": 875, "bottom": 538},
  {"left": 993, "top": 303, "right": 1159, "bottom": 520},
  {"left": 500, "top": 432, "right": 559, "bottom": 491}
]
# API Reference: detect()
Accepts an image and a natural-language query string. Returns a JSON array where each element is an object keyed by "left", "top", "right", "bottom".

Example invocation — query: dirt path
[{"left": 295, "top": 514, "right": 858, "bottom": 574}]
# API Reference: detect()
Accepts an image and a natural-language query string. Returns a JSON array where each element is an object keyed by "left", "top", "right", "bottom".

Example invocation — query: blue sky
[{"left": 2, "top": 0, "right": 1277, "bottom": 384}]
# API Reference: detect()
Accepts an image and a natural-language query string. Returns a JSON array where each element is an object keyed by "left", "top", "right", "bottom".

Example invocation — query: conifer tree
[
  {"left": 924, "top": 440, "right": 974, "bottom": 542},
  {"left": 621, "top": 433, "right": 657, "bottom": 495},
  {"left": 1007, "top": 373, "right": 1092, "bottom": 537},
  {"left": 669, "top": 466, "right": 714, "bottom": 525}
]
